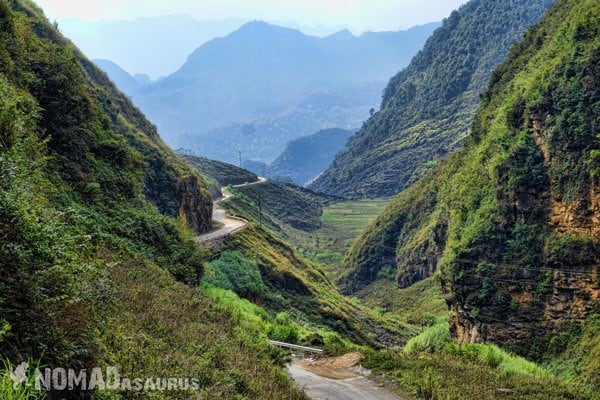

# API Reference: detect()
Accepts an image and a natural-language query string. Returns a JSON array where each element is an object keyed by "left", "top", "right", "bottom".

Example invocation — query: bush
[{"left": 204, "top": 251, "right": 266, "bottom": 299}]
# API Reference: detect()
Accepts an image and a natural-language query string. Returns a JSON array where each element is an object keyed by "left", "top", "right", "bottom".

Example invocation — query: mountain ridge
[
  {"left": 339, "top": 0, "right": 599, "bottom": 380},
  {"left": 310, "top": 0, "right": 555, "bottom": 198},
  {"left": 132, "top": 20, "right": 440, "bottom": 153}
]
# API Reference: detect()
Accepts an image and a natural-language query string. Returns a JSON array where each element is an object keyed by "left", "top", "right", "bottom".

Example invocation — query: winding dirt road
[{"left": 195, "top": 177, "right": 266, "bottom": 243}]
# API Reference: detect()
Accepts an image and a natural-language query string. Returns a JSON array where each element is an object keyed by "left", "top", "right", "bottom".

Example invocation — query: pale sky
[{"left": 36, "top": 0, "right": 466, "bottom": 33}]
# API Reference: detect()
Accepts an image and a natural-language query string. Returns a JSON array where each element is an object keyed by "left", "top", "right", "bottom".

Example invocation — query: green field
[{"left": 289, "top": 200, "right": 389, "bottom": 283}]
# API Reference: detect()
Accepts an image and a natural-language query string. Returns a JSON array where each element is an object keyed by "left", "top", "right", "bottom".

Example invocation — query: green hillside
[
  {"left": 0, "top": 2, "right": 308, "bottom": 398},
  {"left": 225, "top": 180, "right": 336, "bottom": 232},
  {"left": 181, "top": 154, "right": 258, "bottom": 187},
  {"left": 310, "top": 0, "right": 554, "bottom": 198},
  {"left": 342, "top": 0, "right": 599, "bottom": 390}
]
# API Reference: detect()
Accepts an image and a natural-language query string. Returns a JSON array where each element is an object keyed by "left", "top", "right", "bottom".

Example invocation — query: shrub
[{"left": 204, "top": 251, "right": 266, "bottom": 299}]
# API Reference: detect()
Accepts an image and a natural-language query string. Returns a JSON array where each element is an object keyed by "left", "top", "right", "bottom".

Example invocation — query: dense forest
[{"left": 310, "top": 0, "right": 554, "bottom": 198}]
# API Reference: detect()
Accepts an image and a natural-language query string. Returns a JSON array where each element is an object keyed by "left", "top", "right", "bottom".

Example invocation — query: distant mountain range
[
  {"left": 133, "top": 22, "right": 439, "bottom": 162},
  {"left": 59, "top": 15, "right": 246, "bottom": 78},
  {"left": 93, "top": 20, "right": 440, "bottom": 164}
]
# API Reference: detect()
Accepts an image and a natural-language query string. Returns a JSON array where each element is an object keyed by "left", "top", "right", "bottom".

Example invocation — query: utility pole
[{"left": 238, "top": 149, "right": 242, "bottom": 168}]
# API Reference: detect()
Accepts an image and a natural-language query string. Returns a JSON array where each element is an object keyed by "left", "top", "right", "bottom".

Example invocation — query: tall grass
[
  {"left": 0, "top": 359, "right": 45, "bottom": 400},
  {"left": 404, "top": 319, "right": 451, "bottom": 353},
  {"left": 445, "top": 343, "right": 550, "bottom": 378}
]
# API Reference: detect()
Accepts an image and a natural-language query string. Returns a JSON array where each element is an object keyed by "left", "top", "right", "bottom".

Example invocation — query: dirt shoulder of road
[{"left": 295, "top": 352, "right": 367, "bottom": 380}]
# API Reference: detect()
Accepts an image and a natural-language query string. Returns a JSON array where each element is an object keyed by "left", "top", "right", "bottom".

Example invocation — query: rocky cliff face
[
  {"left": 444, "top": 0, "right": 600, "bottom": 349},
  {"left": 177, "top": 174, "right": 213, "bottom": 233},
  {"left": 342, "top": 0, "right": 600, "bottom": 354}
]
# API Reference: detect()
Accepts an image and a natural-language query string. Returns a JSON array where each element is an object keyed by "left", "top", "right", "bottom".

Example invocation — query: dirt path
[
  {"left": 288, "top": 354, "right": 405, "bottom": 400},
  {"left": 195, "top": 177, "right": 266, "bottom": 243}
]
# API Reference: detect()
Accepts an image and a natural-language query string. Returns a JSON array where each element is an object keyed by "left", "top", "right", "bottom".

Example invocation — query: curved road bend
[
  {"left": 195, "top": 177, "right": 266, "bottom": 243},
  {"left": 288, "top": 362, "right": 404, "bottom": 400}
]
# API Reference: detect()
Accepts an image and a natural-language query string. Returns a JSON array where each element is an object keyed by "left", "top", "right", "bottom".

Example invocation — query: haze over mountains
[
  {"left": 59, "top": 15, "right": 247, "bottom": 78},
  {"left": 266, "top": 128, "right": 354, "bottom": 186},
  {"left": 93, "top": 20, "right": 439, "bottom": 164}
]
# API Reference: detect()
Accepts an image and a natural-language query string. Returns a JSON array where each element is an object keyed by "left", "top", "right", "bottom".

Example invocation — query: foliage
[
  {"left": 204, "top": 251, "right": 266, "bottom": 299},
  {"left": 0, "top": 358, "right": 45, "bottom": 400},
  {"left": 0, "top": 2, "right": 306, "bottom": 399},
  {"left": 362, "top": 346, "right": 595, "bottom": 400},
  {"left": 340, "top": 0, "right": 600, "bottom": 393},
  {"left": 310, "top": 0, "right": 554, "bottom": 198},
  {"left": 404, "top": 319, "right": 451, "bottom": 353}
]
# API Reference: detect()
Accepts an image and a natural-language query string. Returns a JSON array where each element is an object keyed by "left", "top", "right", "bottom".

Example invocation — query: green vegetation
[
  {"left": 221, "top": 226, "right": 415, "bottom": 347},
  {"left": 282, "top": 200, "right": 389, "bottom": 282},
  {"left": 340, "top": 0, "right": 600, "bottom": 393},
  {"left": 404, "top": 319, "right": 451, "bottom": 353},
  {"left": 226, "top": 190, "right": 387, "bottom": 283},
  {"left": 310, "top": 0, "right": 554, "bottom": 198},
  {"left": 356, "top": 277, "right": 447, "bottom": 327},
  {"left": 0, "top": 2, "right": 307, "bottom": 398},
  {"left": 363, "top": 344, "right": 596, "bottom": 400},
  {"left": 1, "top": 358, "right": 44, "bottom": 400}
]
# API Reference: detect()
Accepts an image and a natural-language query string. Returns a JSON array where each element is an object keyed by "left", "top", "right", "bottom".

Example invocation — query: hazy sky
[{"left": 36, "top": 0, "right": 466, "bottom": 32}]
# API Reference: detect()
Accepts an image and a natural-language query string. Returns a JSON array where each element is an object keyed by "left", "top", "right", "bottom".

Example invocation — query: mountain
[
  {"left": 58, "top": 15, "right": 246, "bottom": 78},
  {"left": 177, "top": 82, "right": 380, "bottom": 164},
  {"left": 310, "top": 0, "right": 555, "bottom": 198},
  {"left": 0, "top": 2, "right": 325, "bottom": 398},
  {"left": 133, "top": 21, "right": 440, "bottom": 154},
  {"left": 267, "top": 128, "right": 354, "bottom": 186},
  {"left": 340, "top": 0, "right": 599, "bottom": 383},
  {"left": 93, "top": 58, "right": 143, "bottom": 95}
]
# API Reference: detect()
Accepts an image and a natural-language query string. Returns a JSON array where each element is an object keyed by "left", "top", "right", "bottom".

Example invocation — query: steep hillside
[
  {"left": 341, "top": 0, "right": 600, "bottom": 386},
  {"left": 310, "top": 0, "right": 554, "bottom": 198},
  {"left": 0, "top": 2, "right": 314, "bottom": 399},
  {"left": 181, "top": 153, "right": 258, "bottom": 188},
  {"left": 225, "top": 180, "right": 335, "bottom": 232},
  {"left": 267, "top": 128, "right": 353, "bottom": 186},
  {"left": 133, "top": 21, "right": 439, "bottom": 155}
]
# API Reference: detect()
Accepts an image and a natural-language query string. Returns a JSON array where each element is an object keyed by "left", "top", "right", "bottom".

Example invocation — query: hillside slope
[
  {"left": 341, "top": 0, "right": 599, "bottom": 384},
  {"left": 310, "top": 0, "right": 554, "bottom": 198},
  {"left": 0, "top": 2, "right": 314, "bottom": 399},
  {"left": 267, "top": 128, "right": 353, "bottom": 186}
]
